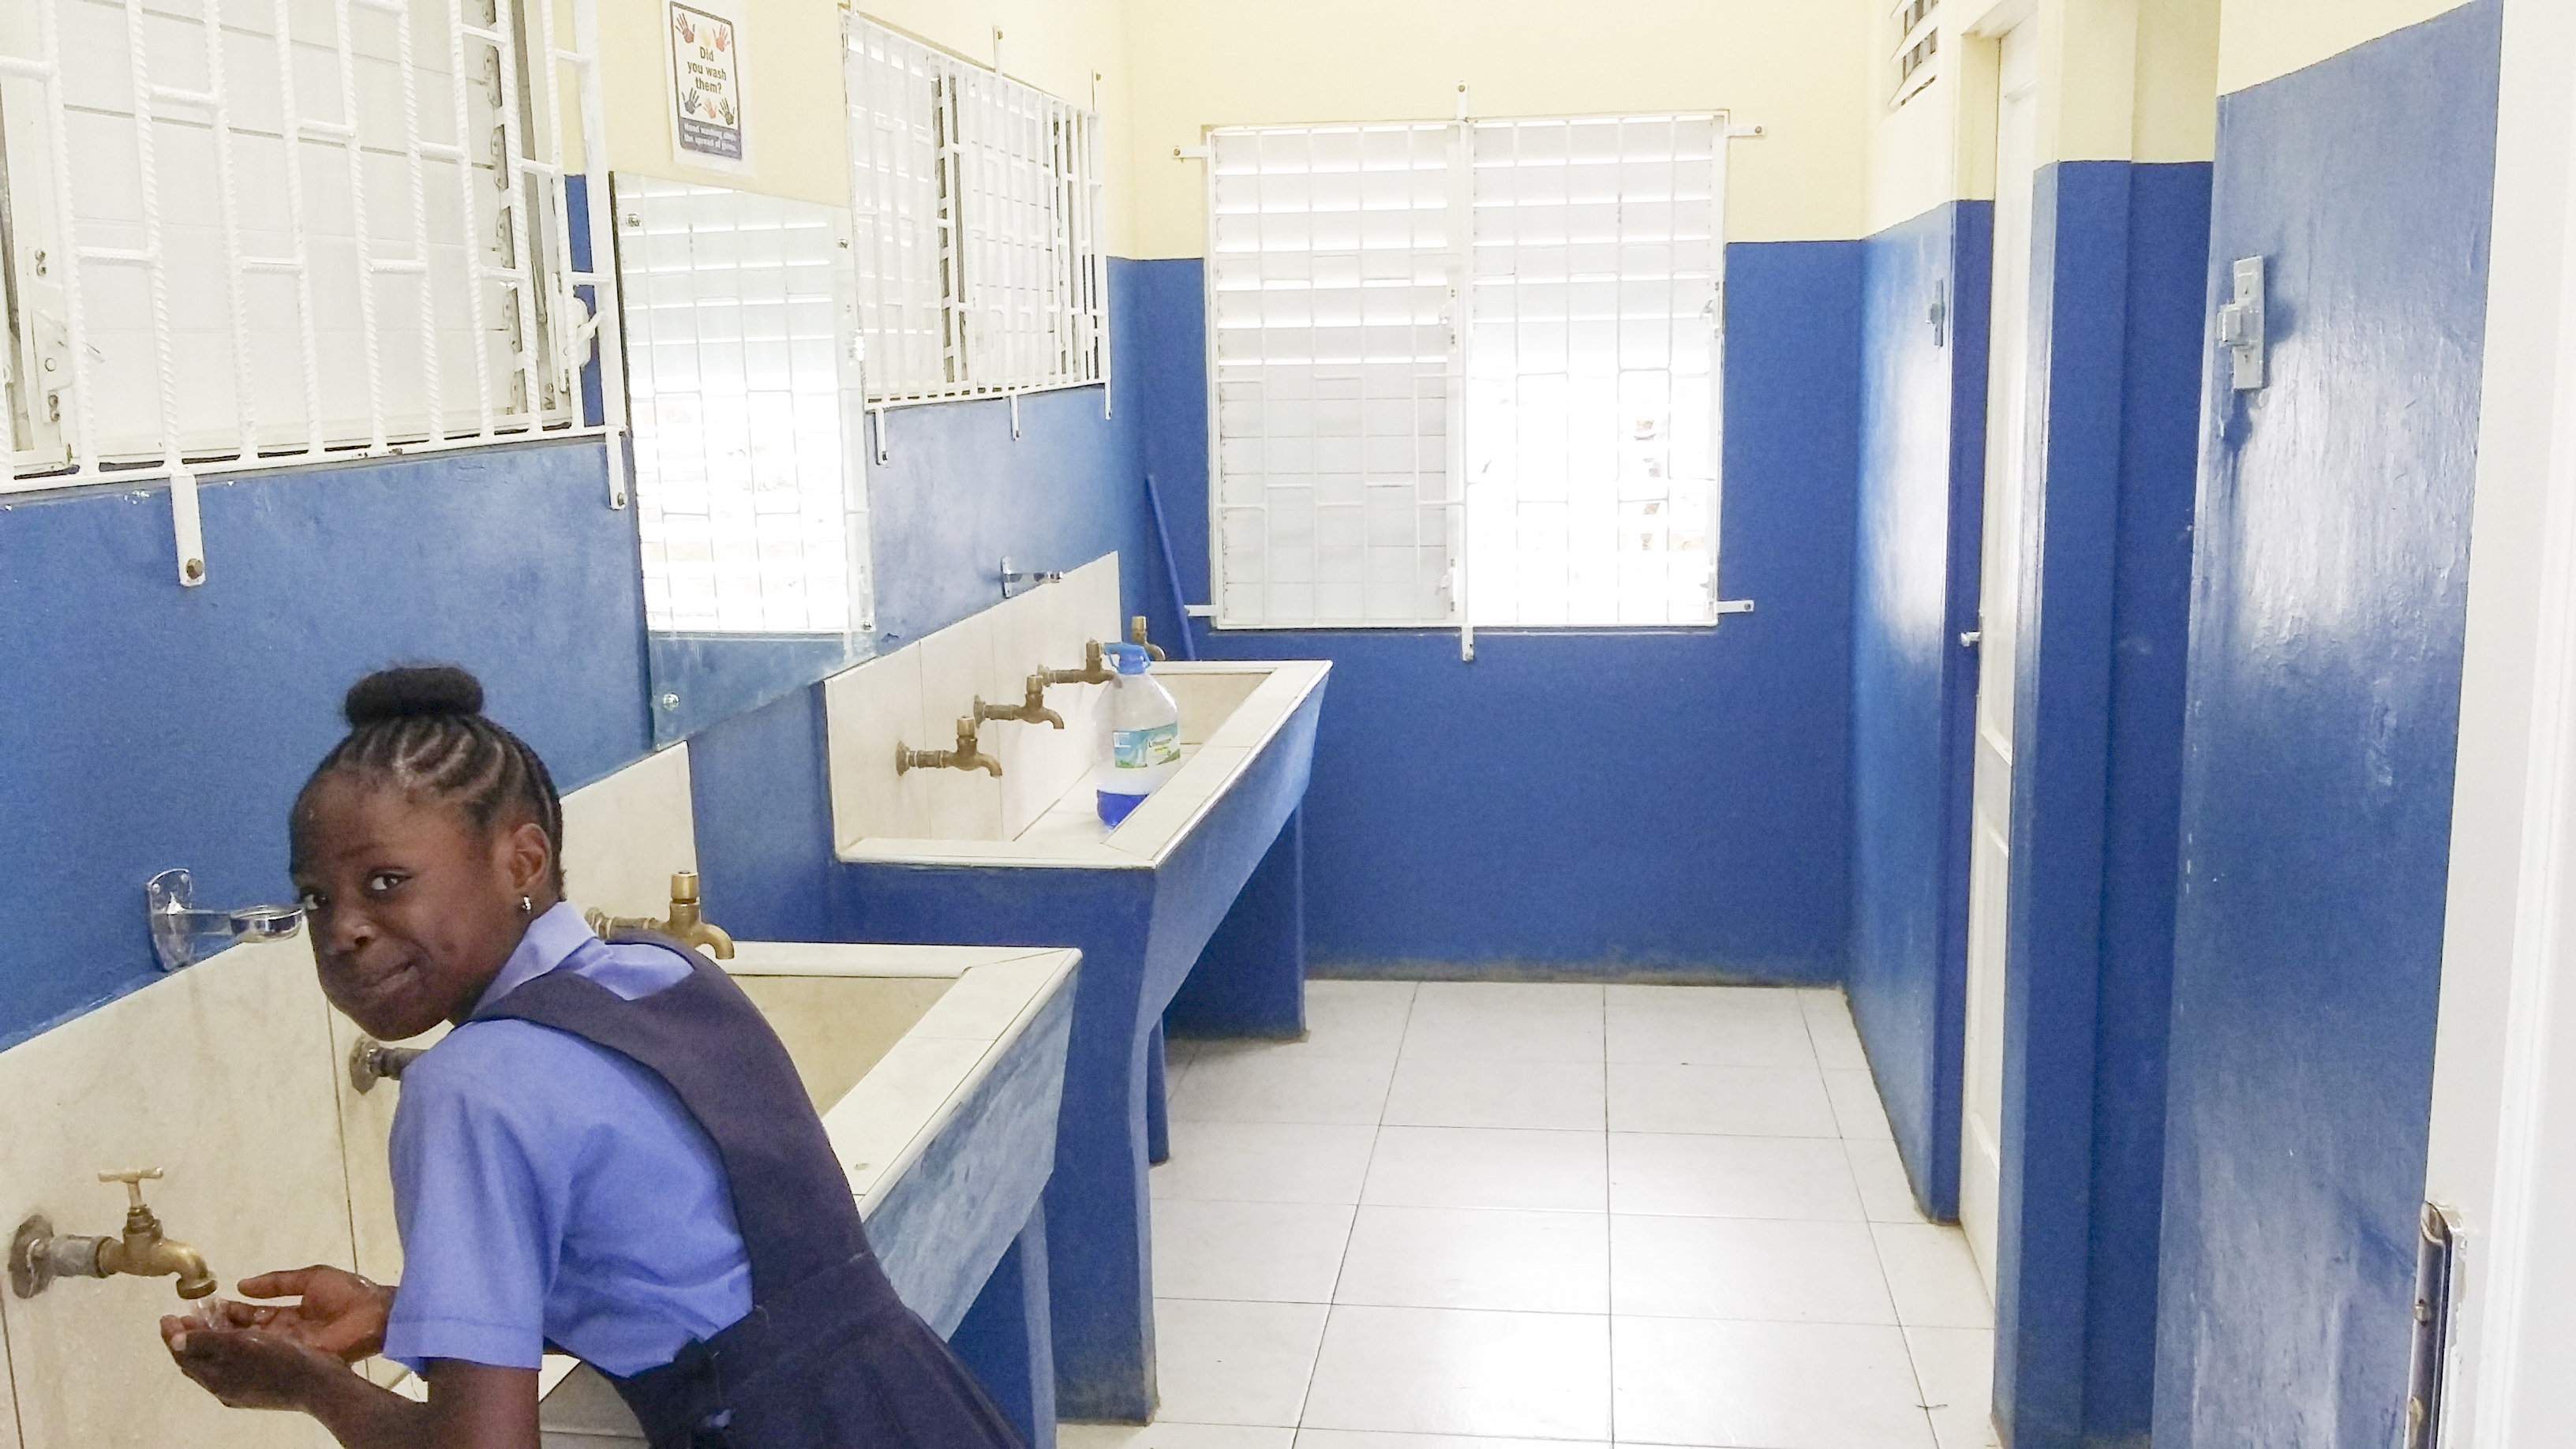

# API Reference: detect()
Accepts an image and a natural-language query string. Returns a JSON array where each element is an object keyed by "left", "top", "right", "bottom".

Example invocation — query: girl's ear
[{"left": 499, "top": 819, "right": 555, "bottom": 904}]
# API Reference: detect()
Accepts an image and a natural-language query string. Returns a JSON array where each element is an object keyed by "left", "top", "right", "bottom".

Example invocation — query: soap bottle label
[{"left": 1113, "top": 722, "right": 1179, "bottom": 769}]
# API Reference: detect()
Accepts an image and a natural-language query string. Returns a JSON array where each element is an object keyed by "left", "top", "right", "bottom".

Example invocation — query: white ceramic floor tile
[
  {"left": 1303, "top": 1305, "right": 1612, "bottom": 1439},
  {"left": 1800, "top": 994, "right": 1871, "bottom": 1071},
  {"left": 1604, "top": 986, "right": 1816, "bottom": 1067},
  {"left": 1612, "top": 1317, "right": 1935, "bottom": 1448},
  {"left": 1609, "top": 1215, "right": 1894, "bottom": 1324},
  {"left": 1155, "top": 1120, "right": 1383, "bottom": 1205},
  {"left": 1825, "top": 1068, "right": 1896, "bottom": 1141},
  {"left": 1608, "top": 1134, "right": 1864, "bottom": 1221},
  {"left": 1363, "top": 1126, "right": 1608, "bottom": 1213},
  {"left": 1154, "top": 1199, "right": 1357, "bottom": 1303},
  {"left": 1177, "top": 1043, "right": 1399, "bottom": 1126},
  {"left": 1401, "top": 983, "right": 1605, "bottom": 1063},
  {"left": 1166, "top": 1038, "right": 1204, "bottom": 1096},
  {"left": 1383, "top": 1056, "right": 1608, "bottom": 1131},
  {"left": 1336, "top": 1206, "right": 1610, "bottom": 1314},
  {"left": 1606, "top": 1062, "right": 1840, "bottom": 1137},
  {"left": 1905, "top": 1327, "right": 2002, "bottom": 1449},
  {"left": 1151, "top": 1297, "right": 1332, "bottom": 1428},
  {"left": 1298, "top": 1432, "right": 1603, "bottom": 1449},
  {"left": 1846, "top": 1140, "right": 1933, "bottom": 1224},
  {"left": 1872, "top": 1224, "right": 1994, "bottom": 1329},
  {"left": 1301, "top": 981, "right": 1418, "bottom": 1060},
  {"left": 1062, "top": 1425, "right": 1297, "bottom": 1449}
]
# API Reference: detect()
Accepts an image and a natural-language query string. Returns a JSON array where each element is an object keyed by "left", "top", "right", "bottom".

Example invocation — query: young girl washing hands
[{"left": 161, "top": 665, "right": 1023, "bottom": 1449}]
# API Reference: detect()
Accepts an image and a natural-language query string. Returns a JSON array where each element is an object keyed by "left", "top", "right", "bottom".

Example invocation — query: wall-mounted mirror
[{"left": 611, "top": 174, "right": 875, "bottom": 746}]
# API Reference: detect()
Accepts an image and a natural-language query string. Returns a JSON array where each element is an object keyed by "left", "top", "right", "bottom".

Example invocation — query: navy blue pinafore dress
[{"left": 474, "top": 934, "right": 1025, "bottom": 1449}]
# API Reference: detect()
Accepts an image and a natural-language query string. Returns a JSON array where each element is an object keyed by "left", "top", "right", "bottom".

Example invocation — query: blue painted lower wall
[
  {"left": 1848, "top": 198, "right": 1990, "bottom": 1220},
  {"left": 1125, "top": 249, "right": 1862, "bottom": 981},
  {"left": 1991, "top": 159, "right": 2206, "bottom": 1449},
  {"left": 0, "top": 440, "right": 651, "bottom": 1046},
  {"left": 2153, "top": 5, "right": 2500, "bottom": 1443}
]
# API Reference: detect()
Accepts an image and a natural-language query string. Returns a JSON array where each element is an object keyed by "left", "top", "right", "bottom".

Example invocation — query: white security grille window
[
  {"left": 1208, "top": 112, "right": 1725, "bottom": 634},
  {"left": 616, "top": 177, "right": 871, "bottom": 637},
  {"left": 1209, "top": 123, "right": 1456, "bottom": 627},
  {"left": 1464, "top": 114, "right": 1720, "bottom": 627},
  {"left": 842, "top": 17, "right": 1103, "bottom": 406},
  {"left": 0, "top": 0, "right": 616, "bottom": 499}
]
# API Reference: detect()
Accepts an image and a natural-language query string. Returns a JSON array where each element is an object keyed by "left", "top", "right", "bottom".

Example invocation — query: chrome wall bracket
[{"left": 147, "top": 868, "right": 305, "bottom": 972}]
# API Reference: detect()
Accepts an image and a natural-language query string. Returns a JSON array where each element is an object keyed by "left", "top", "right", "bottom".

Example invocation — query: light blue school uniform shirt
[{"left": 382, "top": 902, "right": 756, "bottom": 1376}]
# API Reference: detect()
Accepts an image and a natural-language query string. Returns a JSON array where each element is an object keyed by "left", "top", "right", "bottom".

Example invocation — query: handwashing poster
[{"left": 666, "top": 0, "right": 748, "bottom": 170}]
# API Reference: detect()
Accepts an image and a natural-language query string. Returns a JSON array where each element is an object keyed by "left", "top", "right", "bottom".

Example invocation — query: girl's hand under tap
[{"left": 195, "top": 1264, "right": 396, "bottom": 1363}]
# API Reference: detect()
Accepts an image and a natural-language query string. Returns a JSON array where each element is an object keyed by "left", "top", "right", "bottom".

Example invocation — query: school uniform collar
[{"left": 473, "top": 901, "right": 599, "bottom": 1017}]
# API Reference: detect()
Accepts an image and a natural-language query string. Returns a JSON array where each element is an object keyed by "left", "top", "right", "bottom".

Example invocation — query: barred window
[
  {"left": 1209, "top": 112, "right": 1725, "bottom": 634},
  {"left": 843, "top": 16, "right": 1105, "bottom": 406}
]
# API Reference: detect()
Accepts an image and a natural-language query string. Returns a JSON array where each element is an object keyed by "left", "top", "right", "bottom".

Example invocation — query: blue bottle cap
[{"left": 1102, "top": 642, "right": 1150, "bottom": 675}]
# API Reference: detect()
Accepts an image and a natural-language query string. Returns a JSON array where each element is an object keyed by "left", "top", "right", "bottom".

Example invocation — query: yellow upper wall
[
  {"left": 1862, "top": 0, "right": 2217, "bottom": 236},
  {"left": 1118, "top": 0, "right": 1874, "bottom": 255},
  {"left": 2215, "top": 0, "right": 2471, "bottom": 94},
  {"left": 593, "top": 0, "right": 1138, "bottom": 254}
]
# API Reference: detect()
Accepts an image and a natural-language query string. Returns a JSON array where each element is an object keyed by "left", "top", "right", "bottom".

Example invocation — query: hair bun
[{"left": 344, "top": 665, "right": 485, "bottom": 727}]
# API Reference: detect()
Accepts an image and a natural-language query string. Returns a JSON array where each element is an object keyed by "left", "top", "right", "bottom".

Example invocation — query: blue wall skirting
[
  {"left": 1123, "top": 247, "right": 1862, "bottom": 980},
  {"left": 1848, "top": 199, "right": 1990, "bottom": 1219},
  {"left": 1990, "top": 159, "right": 2205, "bottom": 1449},
  {"left": 2153, "top": 4, "right": 2499, "bottom": 1443},
  {"left": 0, "top": 440, "right": 651, "bottom": 1046}
]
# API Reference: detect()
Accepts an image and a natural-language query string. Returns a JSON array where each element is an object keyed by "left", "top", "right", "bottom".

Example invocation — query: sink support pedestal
[{"left": 949, "top": 1202, "right": 1057, "bottom": 1449}]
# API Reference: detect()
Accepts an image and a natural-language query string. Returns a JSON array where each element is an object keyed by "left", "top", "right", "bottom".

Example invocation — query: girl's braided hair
[{"left": 298, "top": 665, "right": 565, "bottom": 890}]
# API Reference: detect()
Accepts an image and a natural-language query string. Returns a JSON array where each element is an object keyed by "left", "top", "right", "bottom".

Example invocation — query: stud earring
[{"left": 520, "top": 894, "right": 534, "bottom": 914}]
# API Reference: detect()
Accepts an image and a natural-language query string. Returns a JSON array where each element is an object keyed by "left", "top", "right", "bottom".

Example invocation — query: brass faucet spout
[
  {"left": 99, "top": 1228, "right": 215, "bottom": 1300},
  {"left": 976, "top": 675, "right": 1067, "bottom": 731},
  {"left": 13, "top": 1169, "right": 216, "bottom": 1300},
  {"left": 897, "top": 717, "right": 1005, "bottom": 777},
  {"left": 1043, "top": 640, "right": 1118, "bottom": 687},
  {"left": 583, "top": 871, "right": 736, "bottom": 960}
]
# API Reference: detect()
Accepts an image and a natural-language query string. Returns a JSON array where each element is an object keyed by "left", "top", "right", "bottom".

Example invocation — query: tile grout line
[
  {"left": 1294, "top": 979, "right": 1417, "bottom": 1433},
  {"left": 1600, "top": 980, "right": 1619, "bottom": 1447}
]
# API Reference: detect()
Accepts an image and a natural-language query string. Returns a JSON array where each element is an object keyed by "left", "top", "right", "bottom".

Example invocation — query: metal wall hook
[{"left": 147, "top": 868, "right": 304, "bottom": 972}]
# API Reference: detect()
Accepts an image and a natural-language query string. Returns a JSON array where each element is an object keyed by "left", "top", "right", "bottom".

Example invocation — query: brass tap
[
  {"left": 976, "top": 674, "right": 1065, "bottom": 730},
  {"left": 349, "top": 1036, "right": 429, "bottom": 1093},
  {"left": 585, "top": 871, "right": 736, "bottom": 959},
  {"left": 9, "top": 1168, "right": 216, "bottom": 1300},
  {"left": 1129, "top": 615, "right": 1166, "bottom": 662},
  {"left": 1043, "top": 640, "right": 1118, "bottom": 687},
  {"left": 897, "top": 717, "right": 1005, "bottom": 777}
]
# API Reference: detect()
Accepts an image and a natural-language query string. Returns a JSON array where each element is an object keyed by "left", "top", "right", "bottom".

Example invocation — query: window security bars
[
  {"left": 1464, "top": 114, "right": 1721, "bottom": 628},
  {"left": 1207, "top": 113, "right": 1725, "bottom": 633},
  {"left": 616, "top": 175, "right": 872, "bottom": 637},
  {"left": 0, "top": 0, "right": 620, "bottom": 511},
  {"left": 843, "top": 16, "right": 1104, "bottom": 408}
]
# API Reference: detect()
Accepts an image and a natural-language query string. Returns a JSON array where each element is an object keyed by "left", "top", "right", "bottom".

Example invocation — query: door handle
[{"left": 1960, "top": 631, "right": 1983, "bottom": 648}]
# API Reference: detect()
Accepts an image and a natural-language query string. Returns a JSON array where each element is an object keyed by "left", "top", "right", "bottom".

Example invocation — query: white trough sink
[
  {"left": 331, "top": 944, "right": 1079, "bottom": 1443},
  {"left": 830, "top": 658, "right": 1331, "bottom": 869}
]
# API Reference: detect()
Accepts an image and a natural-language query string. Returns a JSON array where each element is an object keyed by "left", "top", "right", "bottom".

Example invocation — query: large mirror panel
[{"left": 612, "top": 174, "right": 875, "bottom": 745}]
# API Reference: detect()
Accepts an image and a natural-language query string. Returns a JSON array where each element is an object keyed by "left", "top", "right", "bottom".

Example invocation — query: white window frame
[
  {"left": 842, "top": 14, "right": 1106, "bottom": 414},
  {"left": 0, "top": 0, "right": 625, "bottom": 571},
  {"left": 1204, "top": 110, "right": 1732, "bottom": 650}
]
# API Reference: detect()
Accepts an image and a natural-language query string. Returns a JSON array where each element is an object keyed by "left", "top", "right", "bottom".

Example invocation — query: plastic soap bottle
[{"left": 1095, "top": 642, "right": 1181, "bottom": 826}]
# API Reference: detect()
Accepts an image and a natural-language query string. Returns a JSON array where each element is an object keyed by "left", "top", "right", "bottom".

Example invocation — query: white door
[
  {"left": 1960, "top": 23, "right": 2036, "bottom": 1301},
  {"left": 2421, "top": 3, "right": 2576, "bottom": 1443}
]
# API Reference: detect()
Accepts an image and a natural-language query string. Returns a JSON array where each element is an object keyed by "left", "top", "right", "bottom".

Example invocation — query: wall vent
[{"left": 1892, "top": 0, "right": 1940, "bottom": 108}]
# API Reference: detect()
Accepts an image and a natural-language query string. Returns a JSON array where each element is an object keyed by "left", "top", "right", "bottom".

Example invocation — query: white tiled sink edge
[{"left": 835, "top": 659, "right": 1329, "bottom": 871}]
